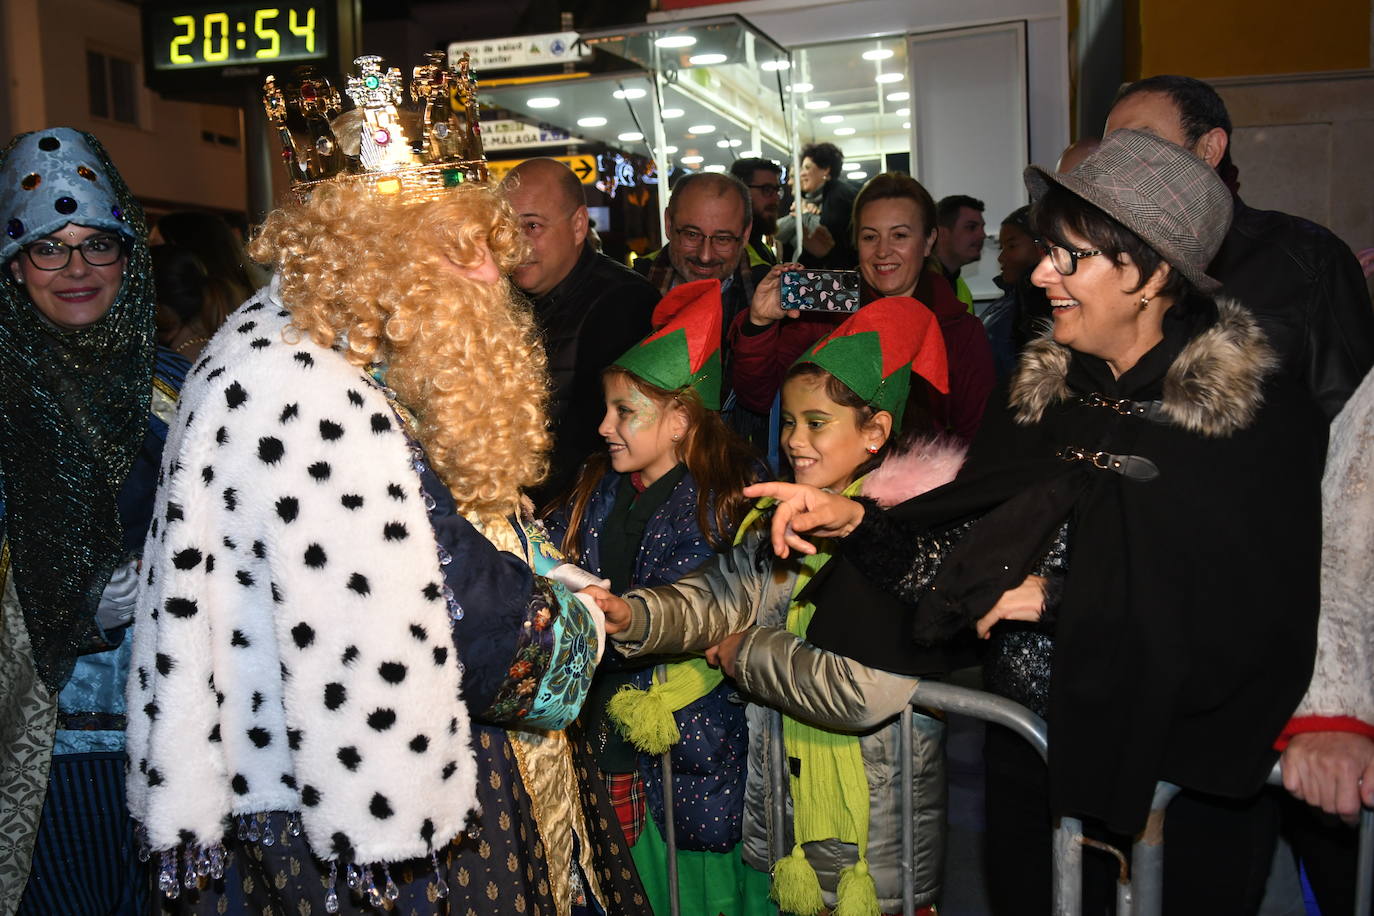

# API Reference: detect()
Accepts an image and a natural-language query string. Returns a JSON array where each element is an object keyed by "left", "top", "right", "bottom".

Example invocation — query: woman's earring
[
  {"left": 671, "top": 434, "right": 681, "bottom": 442},
  {"left": 15, "top": 276, "right": 24, "bottom": 285},
  {"left": 865, "top": 444, "right": 880, "bottom": 454},
  {"left": 1139, "top": 295, "right": 1151, "bottom": 310}
]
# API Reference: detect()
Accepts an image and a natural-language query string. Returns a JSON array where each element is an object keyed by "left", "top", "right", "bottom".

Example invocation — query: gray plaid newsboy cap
[{"left": 1024, "top": 128, "right": 1231, "bottom": 293}]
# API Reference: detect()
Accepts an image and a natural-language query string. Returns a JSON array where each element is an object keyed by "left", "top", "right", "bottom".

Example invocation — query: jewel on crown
[{"left": 264, "top": 52, "right": 488, "bottom": 200}]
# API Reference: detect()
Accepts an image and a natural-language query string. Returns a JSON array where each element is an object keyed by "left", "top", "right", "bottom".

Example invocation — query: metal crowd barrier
[{"left": 906, "top": 680, "right": 1374, "bottom": 916}]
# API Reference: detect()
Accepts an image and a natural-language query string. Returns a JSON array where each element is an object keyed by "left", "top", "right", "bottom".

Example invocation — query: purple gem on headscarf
[
  {"left": 55, "top": 197, "right": 77, "bottom": 215},
  {"left": 112, "top": 205, "right": 125, "bottom": 221},
  {"left": 5, "top": 218, "right": 22, "bottom": 239}
]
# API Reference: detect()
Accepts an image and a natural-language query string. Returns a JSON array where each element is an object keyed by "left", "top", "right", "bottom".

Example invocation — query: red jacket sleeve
[
  {"left": 727, "top": 311, "right": 844, "bottom": 414},
  {"left": 943, "top": 314, "right": 996, "bottom": 443}
]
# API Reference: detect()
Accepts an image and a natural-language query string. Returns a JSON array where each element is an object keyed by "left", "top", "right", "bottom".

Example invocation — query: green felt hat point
[{"left": 613, "top": 278, "right": 724, "bottom": 410}]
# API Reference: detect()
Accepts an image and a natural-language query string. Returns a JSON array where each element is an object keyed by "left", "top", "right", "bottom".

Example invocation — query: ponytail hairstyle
[{"left": 554, "top": 367, "right": 761, "bottom": 563}]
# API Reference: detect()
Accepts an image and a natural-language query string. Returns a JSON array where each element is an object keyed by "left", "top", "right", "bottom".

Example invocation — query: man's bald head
[
  {"left": 1055, "top": 137, "right": 1100, "bottom": 173},
  {"left": 503, "top": 158, "right": 589, "bottom": 297},
  {"left": 505, "top": 158, "right": 584, "bottom": 212}
]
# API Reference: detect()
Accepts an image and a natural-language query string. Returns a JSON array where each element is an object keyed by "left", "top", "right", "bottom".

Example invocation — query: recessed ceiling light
[
  {"left": 613, "top": 87, "right": 647, "bottom": 100},
  {"left": 804, "top": 100, "right": 830, "bottom": 110},
  {"left": 576, "top": 116, "right": 607, "bottom": 127},
  {"left": 661, "top": 107, "right": 685, "bottom": 118},
  {"left": 716, "top": 139, "right": 732, "bottom": 149},
  {"left": 618, "top": 131, "right": 644, "bottom": 142},
  {"left": 847, "top": 170, "right": 868, "bottom": 179},
  {"left": 875, "top": 73, "right": 903, "bottom": 84},
  {"left": 728, "top": 139, "right": 742, "bottom": 147},
  {"left": 659, "top": 145, "right": 679, "bottom": 154},
  {"left": 681, "top": 155, "right": 704, "bottom": 164},
  {"left": 761, "top": 60, "right": 791, "bottom": 71},
  {"left": 741, "top": 149, "right": 761, "bottom": 157},
  {"left": 903, "top": 121, "right": 911, "bottom": 129},
  {"left": 704, "top": 164, "right": 726, "bottom": 173},
  {"left": 862, "top": 49, "right": 894, "bottom": 61},
  {"left": 527, "top": 97, "right": 559, "bottom": 109},
  {"left": 834, "top": 127, "right": 856, "bottom": 136},
  {"left": 886, "top": 91, "right": 910, "bottom": 102},
  {"left": 654, "top": 35, "right": 697, "bottom": 49},
  {"left": 788, "top": 82, "right": 814, "bottom": 93},
  {"left": 687, "top": 123, "right": 716, "bottom": 134},
  {"left": 820, "top": 114, "right": 844, "bottom": 124},
  {"left": 688, "top": 53, "right": 728, "bottom": 66}
]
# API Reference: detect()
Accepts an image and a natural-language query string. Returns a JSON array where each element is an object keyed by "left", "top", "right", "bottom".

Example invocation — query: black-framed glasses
[
  {"left": 747, "top": 183, "right": 783, "bottom": 197},
  {"left": 674, "top": 227, "right": 744, "bottom": 252},
  {"left": 1037, "top": 240, "right": 1102, "bottom": 276},
  {"left": 22, "top": 234, "right": 125, "bottom": 271}
]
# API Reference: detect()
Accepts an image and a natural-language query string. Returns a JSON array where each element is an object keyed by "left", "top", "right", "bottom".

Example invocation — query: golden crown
[{"left": 264, "top": 51, "right": 488, "bottom": 201}]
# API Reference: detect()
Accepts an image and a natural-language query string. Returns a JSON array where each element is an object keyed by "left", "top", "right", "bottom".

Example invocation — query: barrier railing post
[
  {"left": 653, "top": 665, "right": 681, "bottom": 916},
  {"left": 1128, "top": 781, "right": 1181, "bottom": 916},
  {"left": 1358, "top": 807, "right": 1373, "bottom": 915},
  {"left": 900, "top": 708, "right": 916, "bottom": 916}
]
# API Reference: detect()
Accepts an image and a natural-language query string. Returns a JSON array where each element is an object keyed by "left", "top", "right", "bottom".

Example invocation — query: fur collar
[
  {"left": 861, "top": 436, "right": 968, "bottom": 507},
  {"left": 1008, "top": 298, "right": 1277, "bottom": 437}
]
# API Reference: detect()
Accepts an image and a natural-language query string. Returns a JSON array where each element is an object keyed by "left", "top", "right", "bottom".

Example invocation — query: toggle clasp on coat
[{"left": 1056, "top": 445, "right": 1160, "bottom": 482}]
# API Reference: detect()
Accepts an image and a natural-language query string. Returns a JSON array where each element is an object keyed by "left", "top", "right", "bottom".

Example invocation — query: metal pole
[
  {"left": 1128, "top": 781, "right": 1180, "bottom": 916},
  {"left": 899, "top": 708, "right": 915, "bottom": 916},
  {"left": 654, "top": 664, "right": 680, "bottom": 916},
  {"left": 1053, "top": 816, "right": 1084, "bottom": 916},
  {"left": 770, "top": 708, "right": 788, "bottom": 916},
  {"left": 1358, "top": 807, "right": 1373, "bottom": 916}
]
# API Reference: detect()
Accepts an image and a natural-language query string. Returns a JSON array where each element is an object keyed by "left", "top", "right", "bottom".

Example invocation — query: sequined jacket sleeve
[{"left": 833, "top": 497, "right": 978, "bottom": 605}]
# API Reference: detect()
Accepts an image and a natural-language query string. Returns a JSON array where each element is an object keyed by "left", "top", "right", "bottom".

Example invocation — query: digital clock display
[{"left": 146, "top": 3, "right": 330, "bottom": 71}]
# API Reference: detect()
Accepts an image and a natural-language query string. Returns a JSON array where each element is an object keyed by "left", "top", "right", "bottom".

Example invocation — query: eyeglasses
[
  {"left": 747, "top": 183, "right": 783, "bottom": 197},
  {"left": 22, "top": 234, "right": 125, "bottom": 271},
  {"left": 1038, "top": 241, "right": 1102, "bottom": 276},
  {"left": 674, "top": 227, "right": 744, "bottom": 252}
]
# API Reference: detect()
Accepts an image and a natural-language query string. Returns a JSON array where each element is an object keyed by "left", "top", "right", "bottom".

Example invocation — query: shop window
[{"left": 87, "top": 50, "right": 139, "bottom": 125}]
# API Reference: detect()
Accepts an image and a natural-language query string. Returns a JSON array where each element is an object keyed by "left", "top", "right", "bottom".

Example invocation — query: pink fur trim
[{"left": 861, "top": 436, "right": 968, "bottom": 508}]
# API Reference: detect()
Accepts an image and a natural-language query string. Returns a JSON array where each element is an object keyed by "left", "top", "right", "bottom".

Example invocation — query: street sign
[
  {"left": 486, "top": 155, "right": 599, "bottom": 185},
  {"left": 481, "top": 119, "right": 587, "bottom": 151},
  {"left": 447, "top": 32, "right": 590, "bottom": 72}
]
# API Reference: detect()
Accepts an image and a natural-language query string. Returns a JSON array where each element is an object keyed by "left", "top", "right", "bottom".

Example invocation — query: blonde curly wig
[{"left": 248, "top": 181, "right": 550, "bottom": 525}]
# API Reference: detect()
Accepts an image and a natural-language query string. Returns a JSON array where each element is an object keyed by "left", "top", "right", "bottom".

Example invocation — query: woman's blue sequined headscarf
[{"left": 0, "top": 127, "right": 155, "bottom": 693}]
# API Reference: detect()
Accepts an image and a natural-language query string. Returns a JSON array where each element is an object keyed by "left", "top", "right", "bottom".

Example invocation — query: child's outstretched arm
[{"left": 725, "top": 627, "right": 919, "bottom": 732}]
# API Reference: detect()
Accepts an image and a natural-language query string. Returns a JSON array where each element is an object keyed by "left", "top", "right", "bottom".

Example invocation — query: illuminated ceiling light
[
  {"left": 728, "top": 138, "right": 742, "bottom": 147},
  {"left": 687, "top": 123, "right": 716, "bottom": 134},
  {"left": 688, "top": 53, "right": 728, "bottom": 66},
  {"left": 681, "top": 154, "right": 705, "bottom": 164},
  {"left": 716, "top": 139, "right": 732, "bottom": 148},
  {"left": 527, "top": 97, "right": 559, "bottom": 109},
  {"left": 617, "top": 131, "right": 644, "bottom": 142},
  {"left": 819, "top": 114, "right": 844, "bottom": 124},
  {"left": 613, "top": 87, "right": 647, "bottom": 100},
  {"left": 658, "top": 145, "right": 679, "bottom": 154},
  {"left": 903, "top": 121, "right": 911, "bottom": 129},
  {"left": 847, "top": 170, "right": 868, "bottom": 179},
  {"left": 661, "top": 107, "right": 685, "bottom": 118},
  {"left": 875, "top": 73, "right": 904, "bottom": 84},
  {"left": 895, "top": 107, "right": 910, "bottom": 118},
  {"left": 741, "top": 149, "right": 761, "bottom": 157},
  {"left": 886, "top": 91, "right": 910, "bottom": 102},
  {"left": 704, "top": 164, "right": 726, "bottom": 173},
  {"left": 654, "top": 35, "right": 697, "bottom": 48},
  {"left": 761, "top": 60, "right": 791, "bottom": 71},
  {"left": 576, "top": 116, "right": 607, "bottom": 127},
  {"left": 834, "top": 127, "right": 856, "bottom": 136},
  {"left": 862, "top": 49, "right": 894, "bottom": 61},
  {"left": 788, "top": 81, "right": 814, "bottom": 93},
  {"left": 804, "top": 99, "right": 830, "bottom": 110}
]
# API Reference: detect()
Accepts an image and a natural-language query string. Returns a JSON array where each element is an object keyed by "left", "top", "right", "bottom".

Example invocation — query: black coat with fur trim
[{"left": 808, "top": 298, "right": 1326, "bottom": 834}]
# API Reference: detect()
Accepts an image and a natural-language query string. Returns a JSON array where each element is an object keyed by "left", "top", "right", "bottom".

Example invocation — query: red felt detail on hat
[
  {"left": 813, "top": 296, "right": 950, "bottom": 394},
  {"left": 641, "top": 278, "right": 722, "bottom": 374}
]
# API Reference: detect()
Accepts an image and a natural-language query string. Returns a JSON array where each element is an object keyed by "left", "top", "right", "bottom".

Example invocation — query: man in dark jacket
[
  {"left": 1105, "top": 75, "right": 1374, "bottom": 421},
  {"left": 505, "top": 158, "right": 658, "bottom": 505}
]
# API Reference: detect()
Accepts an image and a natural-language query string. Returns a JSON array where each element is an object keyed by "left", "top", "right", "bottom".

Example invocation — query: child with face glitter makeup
[
  {"left": 545, "top": 279, "right": 768, "bottom": 916},
  {"left": 586, "top": 296, "right": 963, "bottom": 916}
]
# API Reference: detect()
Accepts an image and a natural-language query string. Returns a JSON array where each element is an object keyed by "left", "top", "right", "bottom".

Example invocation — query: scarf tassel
[
  {"left": 834, "top": 857, "right": 881, "bottom": 916},
  {"left": 607, "top": 683, "right": 681, "bottom": 755},
  {"left": 772, "top": 843, "right": 825, "bottom": 916}
]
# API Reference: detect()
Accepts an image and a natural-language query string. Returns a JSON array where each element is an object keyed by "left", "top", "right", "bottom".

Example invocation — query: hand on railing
[{"left": 1281, "top": 731, "right": 1374, "bottom": 825}]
